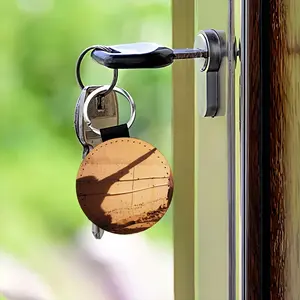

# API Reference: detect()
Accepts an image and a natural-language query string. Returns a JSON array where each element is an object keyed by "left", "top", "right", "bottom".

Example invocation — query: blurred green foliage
[{"left": 0, "top": 0, "right": 172, "bottom": 258}]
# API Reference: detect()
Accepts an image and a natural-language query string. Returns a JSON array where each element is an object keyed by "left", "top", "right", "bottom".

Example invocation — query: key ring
[
  {"left": 76, "top": 45, "right": 118, "bottom": 97},
  {"left": 83, "top": 85, "right": 136, "bottom": 136}
]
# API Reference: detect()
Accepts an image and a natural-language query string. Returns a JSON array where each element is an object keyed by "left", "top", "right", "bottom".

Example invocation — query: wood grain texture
[
  {"left": 247, "top": 0, "right": 300, "bottom": 298},
  {"left": 247, "top": 0, "right": 261, "bottom": 298},
  {"left": 269, "top": 0, "right": 287, "bottom": 298},
  {"left": 76, "top": 138, "right": 173, "bottom": 234}
]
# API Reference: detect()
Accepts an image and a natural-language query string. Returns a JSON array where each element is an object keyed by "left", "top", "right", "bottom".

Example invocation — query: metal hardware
[
  {"left": 194, "top": 29, "right": 226, "bottom": 117},
  {"left": 92, "top": 224, "right": 104, "bottom": 239},
  {"left": 88, "top": 30, "right": 225, "bottom": 117},
  {"left": 91, "top": 42, "right": 208, "bottom": 69},
  {"left": 74, "top": 85, "right": 120, "bottom": 240},
  {"left": 83, "top": 85, "right": 136, "bottom": 137},
  {"left": 75, "top": 45, "right": 118, "bottom": 96}
]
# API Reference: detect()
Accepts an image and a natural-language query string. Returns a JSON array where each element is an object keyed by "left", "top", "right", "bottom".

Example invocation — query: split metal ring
[
  {"left": 83, "top": 85, "right": 136, "bottom": 136},
  {"left": 75, "top": 45, "right": 118, "bottom": 97}
]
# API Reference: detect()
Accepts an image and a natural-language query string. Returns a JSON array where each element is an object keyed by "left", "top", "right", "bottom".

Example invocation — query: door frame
[
  {"left": 172, "top": 0, "right": 196, "bottom": 299},
  {"left": 172, "top": 0, "right": 237, "bottom": 299}
]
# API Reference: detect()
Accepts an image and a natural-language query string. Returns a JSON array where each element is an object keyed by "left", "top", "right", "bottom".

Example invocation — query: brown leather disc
[{"left": 76, "top": 137, "right": 174, "bottom": 234}]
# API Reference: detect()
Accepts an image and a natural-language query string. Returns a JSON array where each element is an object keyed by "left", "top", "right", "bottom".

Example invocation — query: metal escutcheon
[{"left": 194, "top": 29, "right": 226, "bottom": 117}]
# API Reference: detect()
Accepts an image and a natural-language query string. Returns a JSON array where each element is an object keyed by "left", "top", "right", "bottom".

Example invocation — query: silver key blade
[
  {"left": 74, "top": 86, "right": 90, "bottom": 148},
  {"left": 85, "top": 89, "right": 119, "bottom": 239},
  {"left": 74, "top": 86, "right": 119, "bottom": 240},
  {"left": 75, "top": 87, "right": 102, "bottom": 239},
  {"left": 92, "top": 223, "right": 104, "bottom": 239},
  {"left": 83, "top": 88, "right": 119, "bottom": 148}
]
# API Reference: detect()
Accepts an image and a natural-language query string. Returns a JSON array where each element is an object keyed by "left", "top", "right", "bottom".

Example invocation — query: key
[
  {"left": 91, "top": 42, "right": 208, "bottom": 69},
  {"left": 74, "top": 86, "right": 119, "bottom": 239},
  {"left": 74, "top": 86, "right": 119, "bottom": 153},
  {"left": 74, "top": 86, "right": 92, "bottom": 158},
  {"left": 74, "top": 86, "right": 118, "bottom": 239}
]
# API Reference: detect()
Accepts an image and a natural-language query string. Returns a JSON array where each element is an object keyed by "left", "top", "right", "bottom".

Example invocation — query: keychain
[{"left": 74, "top": 46, "right": 174, "bottom": 235}]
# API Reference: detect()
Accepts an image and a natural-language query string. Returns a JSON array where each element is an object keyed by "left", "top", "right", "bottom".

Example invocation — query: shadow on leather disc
[{"left": 76, "top": 137, "right": 174, "bottom": 234}]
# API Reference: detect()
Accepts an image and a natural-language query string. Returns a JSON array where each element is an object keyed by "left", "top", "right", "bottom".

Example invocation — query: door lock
[
  {"left": 86, "top": 29, "right": 226, "bottom": 117},
  {"left": 194, "top": 30, "right": 226, "bottom": 117}
]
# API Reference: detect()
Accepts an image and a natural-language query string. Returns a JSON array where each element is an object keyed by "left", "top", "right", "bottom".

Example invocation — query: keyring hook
[
  {"left": 75, "top": 45, "right": 119, "bottom": 97},
  {"left": 83, "top": 85, "right": 136, "bottom": 137}
]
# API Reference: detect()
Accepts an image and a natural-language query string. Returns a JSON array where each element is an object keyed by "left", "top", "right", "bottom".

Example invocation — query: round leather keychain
[
  {"left": 76, "top": 137, "right": 173, "bottom": 234},
  {"left": 76, "top": 88, "right": 174, "bottom": 235}
]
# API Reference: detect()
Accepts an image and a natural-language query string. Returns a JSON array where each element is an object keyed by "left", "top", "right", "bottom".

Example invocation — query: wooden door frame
[
  {"left": 172, "top": 0, "right": 196, "bottom": 299},
  {"left": 242, "top": 0, "right": 272, "bottom": 297},
  {"left": 242, "top": 0, "right": 300, "bottom": 298}
]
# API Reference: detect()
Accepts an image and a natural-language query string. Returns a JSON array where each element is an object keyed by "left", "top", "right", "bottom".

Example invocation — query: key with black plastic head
[{"left": 91, "top": 42, "right": 208, "bottom": 69}]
